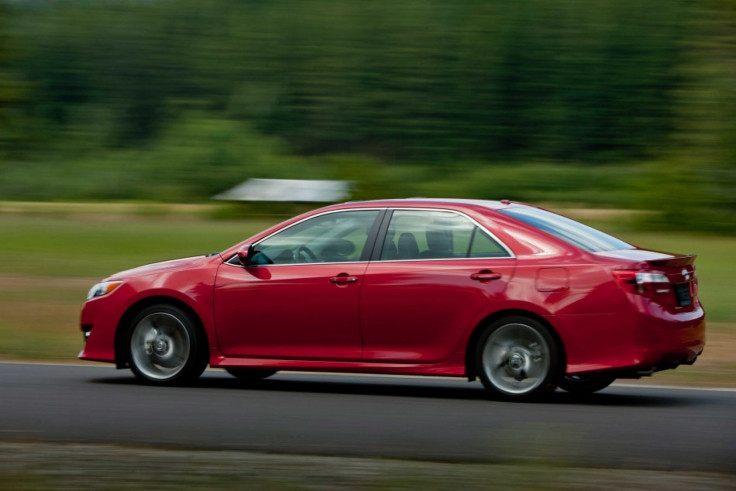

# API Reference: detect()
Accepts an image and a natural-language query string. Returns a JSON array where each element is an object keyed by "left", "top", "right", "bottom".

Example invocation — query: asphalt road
[{"left": 0, "top": 362, "right": 734, "bottom": 472}]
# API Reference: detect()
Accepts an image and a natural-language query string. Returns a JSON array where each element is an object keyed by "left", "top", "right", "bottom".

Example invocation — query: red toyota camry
[{"left": 79, "top": 199, "right": 705, "bottom": 400}]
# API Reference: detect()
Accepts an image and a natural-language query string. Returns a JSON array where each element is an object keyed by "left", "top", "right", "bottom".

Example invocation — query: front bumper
[{"left": 78, "top": 297, "right": 119, "bottom": 364}]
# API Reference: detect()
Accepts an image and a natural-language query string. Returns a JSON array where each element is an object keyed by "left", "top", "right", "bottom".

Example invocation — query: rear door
[{"left": 360, "top": 209, "right": 517, "bottom": 363}]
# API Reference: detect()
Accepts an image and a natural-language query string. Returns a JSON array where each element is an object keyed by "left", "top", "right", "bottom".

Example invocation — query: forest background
[{"left": 0, "top": 0, "right": 734, "bottom": 232}]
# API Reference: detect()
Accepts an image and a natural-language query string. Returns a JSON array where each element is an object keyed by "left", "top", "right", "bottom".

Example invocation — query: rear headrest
[{"left": 425, "top": 222, "right": 453, "bottom": 253}]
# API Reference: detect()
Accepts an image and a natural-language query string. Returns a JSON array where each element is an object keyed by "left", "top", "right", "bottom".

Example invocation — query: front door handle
[
  {"left": 329, "top": 273, "right": 358, "bottom": 285},
  {"left": 470, "top": 270, "right": 502, "bottom": 282}
]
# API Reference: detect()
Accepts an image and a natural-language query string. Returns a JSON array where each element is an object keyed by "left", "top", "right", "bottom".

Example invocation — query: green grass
[
  {"left": 1, "top": 210, "right": 733, "bottom": 321},
  {"left": 0, "top": 213, "right": 278, "bottom": 359},
  {"left": 0, "top": 215, "right": 276, "bottom": 278},
  {"left": 0, "top": 210, "right": 733, "bottom": 385}
]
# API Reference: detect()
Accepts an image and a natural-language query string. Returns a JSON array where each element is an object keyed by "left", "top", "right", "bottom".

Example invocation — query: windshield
[{"left": 500, "top": 206, "right": 634, "bottom": 253}]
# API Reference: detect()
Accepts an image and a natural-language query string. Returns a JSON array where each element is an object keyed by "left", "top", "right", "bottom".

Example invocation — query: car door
[
  {"left": 360, "top": 209, "right": 517, "bottom": 363},
  {"left": 214, "top": 209, "right": 382, "bottom": 360}
]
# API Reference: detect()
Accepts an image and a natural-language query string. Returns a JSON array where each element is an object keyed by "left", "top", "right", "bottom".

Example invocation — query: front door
[{"left": 214, "top": 209, "right": 381, "bottom": 360}]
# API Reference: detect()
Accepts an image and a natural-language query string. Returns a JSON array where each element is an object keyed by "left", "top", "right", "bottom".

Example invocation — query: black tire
[
  {"left": 475, "top": 316, "right": 561, "bottom": 401},
  {"left": 127, "top": 304, "right": 208, "bottom": 385},
  {"left": 558, "top": 374, "right": 615, "bottom": 394},
  {"left": 225, "top": 368, "right": 277, "bottom": 381}
]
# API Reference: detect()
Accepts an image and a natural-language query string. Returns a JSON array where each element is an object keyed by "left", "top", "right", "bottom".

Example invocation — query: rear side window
[
  {"left": 500, "top": 206, "right": 633, "bottom": 253},
  {"left": 380, "top": 210, "right": 510, "bottom": 260}
]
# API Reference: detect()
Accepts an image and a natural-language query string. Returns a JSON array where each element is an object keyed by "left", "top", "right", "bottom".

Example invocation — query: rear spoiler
[{"left": 646, "top": 254, "right": 696, "bottom": 268}]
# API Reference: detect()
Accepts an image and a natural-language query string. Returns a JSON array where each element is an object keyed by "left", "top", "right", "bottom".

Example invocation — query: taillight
[{"left": 613, "top": 270, "right": 671, "bottom": 298}]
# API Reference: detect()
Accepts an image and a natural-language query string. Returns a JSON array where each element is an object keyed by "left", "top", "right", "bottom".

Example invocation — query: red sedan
[{"left": 79, "top": 199, "right": 705, "bottom": 400}]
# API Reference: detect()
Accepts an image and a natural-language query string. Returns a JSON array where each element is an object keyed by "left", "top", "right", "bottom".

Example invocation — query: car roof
[{"left": 343, "top": 198, "right": 519, "bottom": 210}]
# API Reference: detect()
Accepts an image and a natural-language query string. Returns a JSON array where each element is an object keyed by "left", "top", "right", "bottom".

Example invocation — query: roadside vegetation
[{"left": 1, "top": 442, "right": 733, "bottom": 490}]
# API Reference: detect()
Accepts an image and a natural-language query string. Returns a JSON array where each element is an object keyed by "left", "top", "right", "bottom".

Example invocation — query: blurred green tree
[
  {"left": 6, "top": 0, "right": 689, "bottom": 161},
  {"left": 0, "top": 2, "right": 32, "bottom": 159},
  {"left": 0, "top": 0, "right": 733, "bottom": 231}
]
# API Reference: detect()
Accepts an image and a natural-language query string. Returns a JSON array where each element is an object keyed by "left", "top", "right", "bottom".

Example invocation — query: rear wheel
[
  {"left": 225, "top": 368, "right": 277, "bottom": 381},
  {"left": 558, "top": 374, "right": 615, "bottom": 394},
  {"left": 475, "top": 316, "right": 560, "bottom": 400},
  {"left": 128, "top": 304, "right": 208, "bottom": 385}
]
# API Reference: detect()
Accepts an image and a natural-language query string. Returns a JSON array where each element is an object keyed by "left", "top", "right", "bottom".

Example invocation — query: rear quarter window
[{"left": 499, "top": 206, "right": 633, "bottom": 253}]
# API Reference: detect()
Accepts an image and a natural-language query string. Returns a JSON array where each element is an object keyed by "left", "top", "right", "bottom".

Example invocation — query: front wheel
[
  {"left": 475, "top": 316, "right": 561, "bottom": 400},
  {"left": 558, "top": 374, "right": 615, "bottom": 394},
  {"left": 128, "top": 304, "right": 208, "bottom": 385}
]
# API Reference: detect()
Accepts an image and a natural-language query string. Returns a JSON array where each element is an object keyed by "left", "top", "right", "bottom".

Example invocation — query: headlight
[{"left": 86, "top": 281, "right": 123, "bottom": 300}]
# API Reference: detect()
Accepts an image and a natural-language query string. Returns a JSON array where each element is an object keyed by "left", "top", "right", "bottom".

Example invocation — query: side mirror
[{"left": 236, "top": 244, "right": 254, "bottom": 266}]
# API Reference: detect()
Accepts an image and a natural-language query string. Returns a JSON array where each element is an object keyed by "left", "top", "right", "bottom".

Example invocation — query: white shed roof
[{"left": 213, "top": 179, "right": 351, "bottom": 202}]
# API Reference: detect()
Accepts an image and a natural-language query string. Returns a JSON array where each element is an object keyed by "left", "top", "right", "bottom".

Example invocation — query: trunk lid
[{"left": 598, "top": 249, "right": 699, "bottom": 310}]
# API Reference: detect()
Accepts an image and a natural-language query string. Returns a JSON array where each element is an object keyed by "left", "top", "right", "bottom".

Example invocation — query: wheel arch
[
  {"left": 114, "top": 295, "right": 210, "bottom": 369},
  {"left": 464, "top": 309, "right": 567, "bottom": 381}
]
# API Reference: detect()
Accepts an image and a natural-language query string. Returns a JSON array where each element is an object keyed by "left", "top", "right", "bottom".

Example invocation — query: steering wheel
[{"left": 295, "top": 245, "right": 319, "bottom": 263}]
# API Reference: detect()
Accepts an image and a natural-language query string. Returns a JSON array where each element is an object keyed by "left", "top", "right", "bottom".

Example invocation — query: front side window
[
  {"left": 252, "top": 210, "right": 380, "bottom": 265},
  {"left": 380, "top": 210, "right": 510, "bottom": 260}
]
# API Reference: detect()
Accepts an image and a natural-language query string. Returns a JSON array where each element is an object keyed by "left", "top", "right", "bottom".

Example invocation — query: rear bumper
[
  {"left": 557, "top": 304, "right": 705, "bottom": 376},
  {"left": 620, "top": 305, "right": 705, "bottom": 376}
]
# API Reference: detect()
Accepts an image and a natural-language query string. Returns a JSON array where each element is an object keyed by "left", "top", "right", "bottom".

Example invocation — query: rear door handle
[
  {"left": 470, "top": 270, "right": 502, "bottom": 282},
  {"left": 329, "top": 273, "right": 358, "bottom": 285}
]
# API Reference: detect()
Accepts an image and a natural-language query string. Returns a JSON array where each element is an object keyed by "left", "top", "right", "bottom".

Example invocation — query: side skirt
[{"left": 210, "top": 355, "right": 465, "bottom": 377}]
